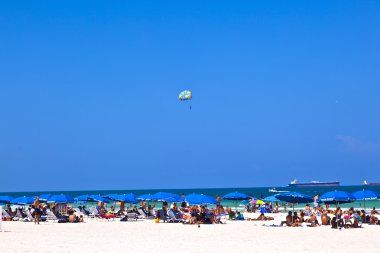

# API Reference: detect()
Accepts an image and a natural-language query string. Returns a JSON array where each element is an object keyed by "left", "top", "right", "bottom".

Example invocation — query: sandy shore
[{"left": 1, "top": 214, "right": 379, "bottom": 253}]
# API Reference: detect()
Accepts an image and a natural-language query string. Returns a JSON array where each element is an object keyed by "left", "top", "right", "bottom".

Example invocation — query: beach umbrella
[
  {"left": 0, "top": 196, "right": 13, "bottom": 204},
  {"left": 352, "top": 189, "right": 379, "bottom": 210},
  {"left": 222, "top": 191, "right": 249, "bottom": 200},
  {"left": 275, "top": 192, "right": 313, "bottom": 222},
  {"left": 32, "top": 194, "right": 51, "bottom": 202},
  {"left": 75, "top": 194, "right": 92, "bottom": 202},
  {"left": 318, "top": 191, "right": 354, "bottom": 205},
  {"left": 136, "top": 194, "right": 153, "bottom": 201},
  {"left": 352, "top": 190, "right": 379, "bottom": 200},
  {"left": 223, "top": 191, "right": 250, "bottom": 210},
  {"left": 263, "top": 195, "right": 280, "bottom": 202},
  {"left": 89, "top": 194, "right": 110, "bottom": 203},
  {"left": 274, "top": 192, "right": 313, "bottom": 204},
  {"left": 185, "top": 193, "right": 218, "bottom": 205},
  {"left": 11, "top": 196, "right": 34, "bottom": 205},
  {"left": 39, "top": 194, "right": 52, "bottom": 202},
  {"left": 47, "top": 194, "right": 75, "bottom": 204},
  {"left": 251, "top": 199, "right": 265, "bottom": 205},
  {"left": 150, "top": 192, "right": 179, "bottom": 202},
  {"left": 112, "top": 194, "right": 138, "bottom": 204}
]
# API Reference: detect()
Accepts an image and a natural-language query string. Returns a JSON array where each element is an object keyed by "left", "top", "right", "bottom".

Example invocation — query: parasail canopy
[{"left": 178, "top": 90, "right": 192, "bottom": 101}]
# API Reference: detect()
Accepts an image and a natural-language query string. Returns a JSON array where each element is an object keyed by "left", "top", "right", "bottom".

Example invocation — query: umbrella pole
[
  {"left": 292, "top": 203, "right": 295, "bottom": 223},
  {"left": 363, "top": 188, "right": 366, "bottom": 211}
]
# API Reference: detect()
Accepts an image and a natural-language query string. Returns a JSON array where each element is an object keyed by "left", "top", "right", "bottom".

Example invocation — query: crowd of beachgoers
[{"left": 2, "top": 191, "right": 380, "bottom": 229}]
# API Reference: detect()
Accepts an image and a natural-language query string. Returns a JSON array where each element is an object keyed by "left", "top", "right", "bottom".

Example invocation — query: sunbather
[
  {"left": 369, "top": 214, "right": 379, "bottom": 225},
  {"left": 306, "top": 213, "right": 320, "bottom": 227},
  {"left": 249, "top": 213, "right": 274, "bottom": 221},
  {"left": 280, "top": 211, "right": 293, "bottom": 226},
  {"left": 321, "top": 210, "right": 331, "bottom": 225}
]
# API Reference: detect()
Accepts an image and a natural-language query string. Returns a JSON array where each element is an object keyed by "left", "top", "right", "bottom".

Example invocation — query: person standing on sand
[{"left": 33, "top": 196, "right": 41, "bottom": 225}]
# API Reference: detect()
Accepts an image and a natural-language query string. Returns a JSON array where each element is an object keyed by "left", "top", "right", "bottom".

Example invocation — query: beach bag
[{"left": 155, "top": 218, "right": 159, "bottom": 223}]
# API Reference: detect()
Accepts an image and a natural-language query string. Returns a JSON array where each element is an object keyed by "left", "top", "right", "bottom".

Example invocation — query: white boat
[{"left": 268, "top": 188, "right": 289, "bottom": 193}]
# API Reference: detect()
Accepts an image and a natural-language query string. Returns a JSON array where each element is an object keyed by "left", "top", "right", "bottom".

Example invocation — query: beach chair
[
  {"left": 46, "top": 210, "right": 59, "bottom": 222},
  {"left": 167, "top": 210, "right": 185, "bottom": 223},
  {"left": 156, "top": 210, "right": 169, "bottom": 222},
  {"left": 13, "top": 208, "right": 27, "bottom": 221},
  {"left": 137, "top": 209, "right": 147, "bottom": 219},
  {"left": 126, "top": 212, "right": 138, "bottom": 221},
  {"left": 2, "top": 209, "right": 12, "bottom": 220},
  {"left": 138, "top": 209, "right": 155, "bottom": 219},
  {"left": 149, "top": 209, "right": 157, "bottom": 217},
  {"left": 74, "top": 208, "right": 86, "bottom": 218},
  {"left": 24, "top": 210, "right": 35, "bottom": 222},
  {"left": 88, "top": 206, "right": 99, "bottom": 219}
]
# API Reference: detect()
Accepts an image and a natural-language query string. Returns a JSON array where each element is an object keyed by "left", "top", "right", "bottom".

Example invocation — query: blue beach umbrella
[
  {"left": 275, "top": 192, "right": 313, "bottom": 204},
  {"left": 222, "top": 191, "right": 249, "bottom": 200},
  {"left": 47, "top": 194, "right": 75, "bottom": 204},
  {"left": 32, "top": 194, "right": 52, "bottom": 202},
  {"left": 113, "top": 193, "right": 138, "bottom": 204},
  {"left": 11, "top": 196, "right": 34, "bottom": 205},
  {"left": 185, "top": 193, "right": 218, "bottom": 205},
  {"left": 150, "top": 192, "right": 179, "bottom": 202},
  {"left": 75, "top": 194, "right": 92, "bottom": 202},
  {"left": 263, "top": 195, "right": 281, "bottom": 202},
  {"left": 136, "top": 194, "right": 153, "bottom": 201},
  {"left": 318, "top": 191, "right": 354, "bottom": 205},
  {"left": 275, "top": 192, "right": 313, "bottom": 222},
  {"left": 223, "top": 192, "right": 250, "bottom": 210},
  {"left": 0, "top": 196, "right": 13, "bottom": 204},
  {"left": 89, "top": 194, "right": 110, "bottom": 203},
  {"left": 104, "top": 194, "right": 120, "bottom": 201},
  {"left": 39, "top": 194, "right": 52, "bottom": 202},
  {"left": 352, "top": 190, "right": 379, "bottom": 200},
  {"left": 352, "top": 190, "right": 379, "bottom": 210}
]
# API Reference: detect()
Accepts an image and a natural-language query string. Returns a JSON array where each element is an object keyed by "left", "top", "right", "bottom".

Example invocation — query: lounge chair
[
  {"left": 2, "top": 209, "right": 12, "bottom": 220},
  {"left": 74, "top": 208, "right": 86, "bottom": 218},
  {"left": 156, "top": 210, "right": 169, "bottom": 222},
  {"left": 88, "top": 206, "right": 99, "bottom": 219},
  {"left": 138, "top": 209, "right": 155, "bottom": 219},
  {"left": 167, "top": 210, "right": 184, "bottom": 223},
  {"left": 13, "top": 208, "right": 27, "bottom": 221},
  {"left": 46, "top": 210, "right": 59, "bottom": 222},
  {"left": 24, "top": 210, "right": 35, "bottom": 222}
]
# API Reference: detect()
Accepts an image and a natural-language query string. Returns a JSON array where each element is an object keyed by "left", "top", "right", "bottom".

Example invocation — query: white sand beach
[{"left": 1, "top": 214, "right": 379, "bottom": 253}]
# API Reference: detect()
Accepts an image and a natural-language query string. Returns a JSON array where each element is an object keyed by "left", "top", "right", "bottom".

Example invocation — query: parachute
[
  {"left": 178, "top": 90, "right": 192, "bottom": 110},
  {"left": 178, "top": 90, "right": 192, "bottom": 101}
]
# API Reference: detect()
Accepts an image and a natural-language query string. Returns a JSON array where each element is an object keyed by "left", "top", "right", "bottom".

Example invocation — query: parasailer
[{"left": 178, "top": 90, "right": 192, "bottom": 110}]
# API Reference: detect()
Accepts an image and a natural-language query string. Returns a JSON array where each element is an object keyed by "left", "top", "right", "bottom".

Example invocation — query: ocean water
[{"left": 2, "top": 185, "right": 380, "bottom": 210}]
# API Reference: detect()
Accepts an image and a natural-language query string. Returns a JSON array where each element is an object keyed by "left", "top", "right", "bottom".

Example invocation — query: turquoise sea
[{"left": 2, "top": 185, "right": 380, "bottom": 210}]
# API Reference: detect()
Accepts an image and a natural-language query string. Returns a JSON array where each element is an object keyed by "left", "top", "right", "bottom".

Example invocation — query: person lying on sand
[{"left": 248, "top": 213, "right": 274, "bottom": 221}]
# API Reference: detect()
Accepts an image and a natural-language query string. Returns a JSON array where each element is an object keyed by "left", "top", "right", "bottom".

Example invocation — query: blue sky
[{"left": 0, "top": 1, "right": 379, "bottom": 191}]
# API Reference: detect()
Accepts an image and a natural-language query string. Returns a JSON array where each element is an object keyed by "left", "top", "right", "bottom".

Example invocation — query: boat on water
[
  {"left": 363, "top": 180, "right": 380, "bottom": 186},
  {"left": 268, "top": 188, "right": 289, "bottom": 193},
  {"left": 288, "top": 179, "right": 340, "bottom": 187}
]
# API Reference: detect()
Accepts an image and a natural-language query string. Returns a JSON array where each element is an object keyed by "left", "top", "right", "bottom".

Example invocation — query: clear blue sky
[{"left": 1, "top": 1, "right": 379, "bottom": 192}]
